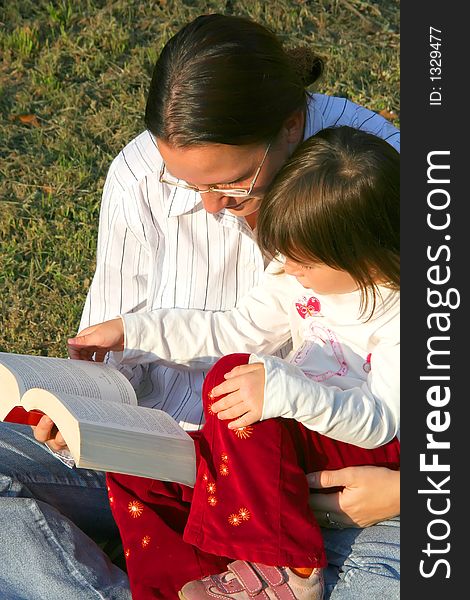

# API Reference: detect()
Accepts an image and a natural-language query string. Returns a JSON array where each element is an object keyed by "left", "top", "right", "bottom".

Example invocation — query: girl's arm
[
  {"left": 69, "top": 262, "right": 297, "bottom": 369},
  {"left": 253, "top": 341, "right": 400, "bottom": 448}
]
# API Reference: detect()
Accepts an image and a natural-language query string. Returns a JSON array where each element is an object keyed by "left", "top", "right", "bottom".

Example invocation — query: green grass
[{"left": 0, "top": 0, "right": 399, "bottom": 357}]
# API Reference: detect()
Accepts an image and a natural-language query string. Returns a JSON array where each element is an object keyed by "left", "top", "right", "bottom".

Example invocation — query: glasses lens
[
  {"left": 161, "top": 168, "right": 253, "bottom": 196},
  {"left": 214, "top": 188, "right": 249, "bottom": 197}
]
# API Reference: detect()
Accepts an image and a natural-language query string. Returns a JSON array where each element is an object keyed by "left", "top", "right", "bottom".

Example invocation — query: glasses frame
[{"left": 159, "top": 142, "right": 272, "bottom": 198}]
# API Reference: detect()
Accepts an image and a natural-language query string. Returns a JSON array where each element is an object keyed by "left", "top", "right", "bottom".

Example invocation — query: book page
[
  {"left": 0, "top": 363, "right": 22, "bottom": 418},
  {"left": 22, "top": 390, "right": 191, "bottom": 439},
  {"left": 0, "top": 352, "right": 136, "bottom": 405}
]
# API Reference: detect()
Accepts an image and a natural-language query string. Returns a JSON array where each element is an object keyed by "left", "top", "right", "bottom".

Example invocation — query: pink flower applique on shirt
[{"left": 295, "top": 295, "right": 321, "bottom": 319}]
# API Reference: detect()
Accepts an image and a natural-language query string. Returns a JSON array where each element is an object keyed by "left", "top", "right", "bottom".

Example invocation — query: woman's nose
[{"left": 200, "top": 191, "right": 230, "bottom": 214}]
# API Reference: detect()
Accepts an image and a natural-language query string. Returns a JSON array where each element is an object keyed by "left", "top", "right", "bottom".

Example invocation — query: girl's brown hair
[{"left": 257, "top": 126, "right": 400, "bottom": 317}]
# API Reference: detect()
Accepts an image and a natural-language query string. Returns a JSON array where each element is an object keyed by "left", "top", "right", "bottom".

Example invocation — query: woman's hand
[
  {"left": 209, "top": 362, "right": 266, "bottom": 429},
  {"left": 32, "top": 415, "right": 69, "bottom": 452},
  {"left": 307, "top": 465, "right": 400, "bottom": 529},
  {"left": 67, "top": 318, "right": 124, "bottom": 361}
]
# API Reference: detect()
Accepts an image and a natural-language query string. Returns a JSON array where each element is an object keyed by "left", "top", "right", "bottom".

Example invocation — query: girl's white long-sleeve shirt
[{"left": 120, "top": 260, "right": 400, "bottom": 449}]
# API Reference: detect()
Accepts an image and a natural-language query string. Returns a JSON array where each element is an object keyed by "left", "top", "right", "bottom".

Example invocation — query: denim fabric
[
  {"left": 323, "top": 517, "right": 400, "bottom": 599},
  {"left": 0, "top": 421, "right": 131, "bottom": 600}
]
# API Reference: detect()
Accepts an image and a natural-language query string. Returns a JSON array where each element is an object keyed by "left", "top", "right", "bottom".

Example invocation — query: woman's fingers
[
  {"left": 32, "top": 416, "right": 69, "bottom": 452},
  {"left": 32, "top": 415, "right": 56, "bottom": 443},
  {"left": 306, "top": 468, "right": 352, "bottom": 490},
  {"left": 46, "top": 430, "right": 69, "bottom": 452}
]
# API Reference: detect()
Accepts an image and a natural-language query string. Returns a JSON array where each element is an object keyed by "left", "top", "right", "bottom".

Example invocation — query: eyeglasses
[{"left": 159, "top": 142, "right": 271, "bottom": 198}]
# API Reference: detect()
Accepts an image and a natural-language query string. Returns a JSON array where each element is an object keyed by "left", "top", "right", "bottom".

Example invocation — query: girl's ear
[{"left": 282, "top": 109, "right": 305, "bottom": 145}]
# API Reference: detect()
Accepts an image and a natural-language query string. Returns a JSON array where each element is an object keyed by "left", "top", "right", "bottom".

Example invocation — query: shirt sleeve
[
  {"left": 120, "top": 265, "right": 294, "bottom": 370},
  {"left": 312, "top": 94, "right": 400, "bottom": 152},
  {"left": 78, "top": 160, "right": 150, "bottom": 386},
  {"left": 251, "top": 340, "right": 400, "bottom": 449},
  {"left": 79, "top": 164, "right": 149, "bottom": 329}
]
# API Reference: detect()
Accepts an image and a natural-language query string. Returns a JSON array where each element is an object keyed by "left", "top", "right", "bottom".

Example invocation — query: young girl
[{"left": 69, "top": 126, "right": 400, "bottom": 599}]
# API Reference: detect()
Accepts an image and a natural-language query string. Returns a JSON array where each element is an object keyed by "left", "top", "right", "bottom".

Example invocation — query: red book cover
[{"left": 4, "top": 407, "right": 44, "bottom": 426}]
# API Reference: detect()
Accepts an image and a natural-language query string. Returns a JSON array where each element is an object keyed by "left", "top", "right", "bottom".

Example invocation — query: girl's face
[
  {"left": 284, "top": 257, "right": 358, "bottom": 295},
  {"left": 157, "top": 138, "right": 289, "bottom": 217}
]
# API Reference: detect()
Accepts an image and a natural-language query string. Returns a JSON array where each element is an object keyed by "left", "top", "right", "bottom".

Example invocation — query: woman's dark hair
[
  {"left": 145, "top": 13, "right": 324, "bottom": 146},
  {"left": 257, "top": 126, "right": 400, "bottom": 318}
]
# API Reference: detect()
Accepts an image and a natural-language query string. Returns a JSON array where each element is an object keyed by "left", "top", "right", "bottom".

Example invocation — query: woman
[{"left": 31, "top": 13, "right": 399, "bottom": 599}]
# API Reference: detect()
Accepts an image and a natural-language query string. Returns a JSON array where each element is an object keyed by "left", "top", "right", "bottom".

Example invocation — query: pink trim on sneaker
[
  {"left": 228, "top": 562, "right": 269, "bottom": 596},
  {"left": 252, "top": 564, "right": 285, "bottom": 589}
]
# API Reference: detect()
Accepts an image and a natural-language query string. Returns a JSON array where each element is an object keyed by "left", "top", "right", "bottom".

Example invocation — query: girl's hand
[
  {"left": 307, "top": 465, "right": 400, "bottom": 529},
  {"left": 209, "top": 362, "right": 266, "bottom": 429},
  {"left": 67, "top": 318, "right": 124, "bottom": 361}
]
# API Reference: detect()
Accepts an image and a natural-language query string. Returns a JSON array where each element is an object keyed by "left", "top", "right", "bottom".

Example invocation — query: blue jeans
[
  {"left": 323, "top": 518, "right": 400, "bottom": 599},
  {"left": 0, "top": 422, "right": 399, "bottom": 599},
  {"left": 0, "top": 422, "right": 131, "bottom": 600}
]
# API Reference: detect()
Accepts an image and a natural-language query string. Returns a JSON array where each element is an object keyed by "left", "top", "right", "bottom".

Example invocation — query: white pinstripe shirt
[{"left": 79, "top": 93, "right": 400, "bottom": 431}]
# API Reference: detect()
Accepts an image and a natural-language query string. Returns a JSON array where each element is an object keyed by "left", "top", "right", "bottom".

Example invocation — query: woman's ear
[{"left": 283, "top": 109, "right": 305, "bottom": 145}]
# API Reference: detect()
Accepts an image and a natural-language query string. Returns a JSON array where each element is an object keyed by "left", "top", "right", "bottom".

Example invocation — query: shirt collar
[
  {"left": 212, "top": 209, "right": 255, "bottom": 237},
  {"left": 165, "top": 188, "right": 254, "bottom": 238},
  {"left": 165, "top": 187, "right": 201, "bottom": 217}
]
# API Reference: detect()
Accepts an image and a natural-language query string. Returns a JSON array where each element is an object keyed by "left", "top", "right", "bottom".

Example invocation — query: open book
[{"left": 0, "top": 352, "right": 196, "bottom": 486}]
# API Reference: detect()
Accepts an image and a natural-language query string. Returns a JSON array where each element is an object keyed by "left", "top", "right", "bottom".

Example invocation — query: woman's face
[{"left": 157, "top": 138, "right": 290, "bottom": 217}]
